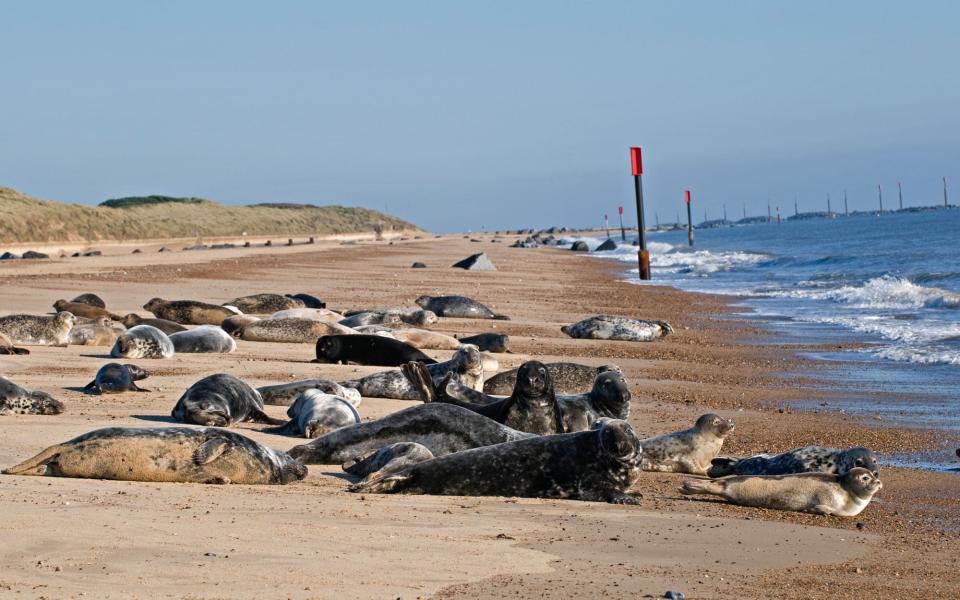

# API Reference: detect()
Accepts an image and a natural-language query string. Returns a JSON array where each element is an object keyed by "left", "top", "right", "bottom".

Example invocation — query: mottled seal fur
[
  {"left": 0, "top": 331, "right": 29, "bottom": 355},
  {"left": 341, "top": 345, "right": 484, "bottom": 400},
  {"left": 342, "top": 442, "right": 434, "bottom": 480},
  {"left": 350, "top": 420, "right": 642, "bottom": 504},
  {"left": 415, "top": 295, "right": 509, "bottom": 320},
  {"left": 483, "top": 362, "right": 621, "bottom": 395},
  {"left": 355, "top": 326, "right": 461, "bottom": 350},
  {"left": 257, "top": 379, "right": 361, "bottom": 407},
  {"left": 315, "top": 334, "right": 436, "bottom": 366},
  {"left": 708, "top": 446, "right": 879, "bottom": 478},
  {"left": 172, "top": 373, "right": 285, "bottom": 427},
  {"left": 111, "top": 325, "right": 175, "bottom": 359},
  {"left": 0, "top": 377, "right": 64, "bottom": 415},
  {"left": 238, "top": 318, "right": 355, "bottom": 343},
  {"left": 265, "top": 390, "right": 360, "bottom": 438},
  {"left": 68, "top": 316, "right": 125, "bottom": 346},
  {"left": 83, "top": 363, "right": 150, "bottom": 394},
  {"left": 120, "top": 313, "right": 188, "bottom": 335},
  {"left": 225, "top": 293, "right": 304, "bottom": 314},
  {"left": 562, "top": 315, "right": 672, "bottom": 342},
  {"left": 339, "top": 309, "right": 437, "bottom": 328},
  {"left": 169, "top": 325, "right": 237, "bottom": 353},
  {"left": 287, "top": 403, "right": 534, "bottom": 464},
  {"left": 53, "top": 299, "right": 119, "bottom": 321},
  {"left": 144, "top": 298, "right": 241, "bottom": 326},
  {"left": 680, "top": 468, "right": 882, "bottom": 516},
  {"left": 2, "top": 427, "right": 307, "bottom": 485},
  {"left": 456, "top": 333, "right": 511, "bottom": 353},
  {"left": 220, "top": 315, "right": 261, "bottom": 337},
  {"left": 0, "top": 312, "right": 75, "bottom": 346},
  {"left": 285, "top": 293, "right": 326, "bottom": 309},
  {"left": 71, "top": 293, "right": 107, "bottom": 309},
  {"left": 641, "top": 414, "right": 735, "bottom": 474}
]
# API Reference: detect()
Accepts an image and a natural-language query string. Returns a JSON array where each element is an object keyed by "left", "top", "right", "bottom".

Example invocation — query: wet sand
[{"left": 0, "top": 235, "right": 957, "bottom": 599}]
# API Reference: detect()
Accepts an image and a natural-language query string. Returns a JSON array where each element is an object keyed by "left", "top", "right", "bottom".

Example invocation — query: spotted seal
[
  {"left": 237, "top": 318, "right": 355, "bottom": 343},
  {"left": 680, "top": 468, "right": 882, "bottom": 516},
  {"left": 350, "top": 420, "right": 642, "bottom": 504},
  {"left": 265, "top": 390, "right": 360, "bottom": 438},
  {"left": 172, "top": 373, "right": 285, "bottom": 427},
  {"left": 0, "top": 312, "right": 75, "bottom": 346},
  {"left": 640, "top": 414, "right": 735, "bottom": 474},
  {"left": 71, "top": 293, "right": 107, "bottom": 309},
  {"left": 68, "top": 316, "right": 125, "bottom": 346},
  {"left": 119, "top": 313, "right": 188, "bottom": 335},
  {"left": 169, "top": 325, "right": 237, "bottom": 353},
  {"left": 414, "top": 295, "right": 509, "bottom": 320},
  {"left": 257, "top": 379, "right": 361, "bottom": 407},
  {"left": 355, "top": 326, "right": 461, "bottom": 350},
  {"left": 0, "top": 377, "right": 64, "bottom": 415},
  {"left": 339, "top": 309, "right": 437, "bottom": 328},
  {"left": 220, "top": 315, "right": 261, "bottom": 337},
  {"left": 52, "top": 299, "right": 119, "bottom": 321},
  {"left": 342, "top": 442, "right": 435, "bottom": 480},
  {"left": 143, "top": 298, "right": 241, "bottom": 326},
  {"left": 340, "top": 345, "right": 484, "bottom": 400},
  {"left": 2, "top": 427, "right": 307, "bottom": 485},
  {"left": 456, "top": 333, "right": 511, "bottom": 353},
  {"left": 708, "top": 446, "right": 879, "bottom": 478},
  {"left": 315, "top": 334, "right": 436, "bottom": 367},
  {"left": 483, "top": 362, "right": 621, "bottom": 395},
  {"left": 562, "top": 315, "right": 672, "bottom": 342},
  {"left": 224, "top": 293, "right": 304, "bottom": 314},
  {"left": 111, "top": 325, "right": 175, "bottom": 359},
  {"left": 83, "top": 363, "right": 150, "bottom": 394},
  {"left": 0, "top": 331, "right": 29, "bottom": 355}
]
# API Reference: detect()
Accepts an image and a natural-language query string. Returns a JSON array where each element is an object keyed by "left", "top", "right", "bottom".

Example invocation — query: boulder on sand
[
  {"left": 451, "top": 253, "right": 496, "bottom": 271},
  {"left": 570, "top": 241, "right": 589, "bottom": 252},
  {"left": 595, "top": 239, "right": 617, "bottom": 252}
]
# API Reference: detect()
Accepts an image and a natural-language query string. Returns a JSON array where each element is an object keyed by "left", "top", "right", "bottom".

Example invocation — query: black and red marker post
[
  {"left": 630, "top": 147, "right": 651, "bottom": 280},
  {"left": 685, "top": 190, "right": 694, "bottom": 247},
  {"left": 618, "top": 206, "right": 626, "bottom": 241}
]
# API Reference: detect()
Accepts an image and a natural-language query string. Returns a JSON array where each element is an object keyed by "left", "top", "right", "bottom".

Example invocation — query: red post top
[
  {"left": 630, "top": 147, "right": 643, "bottom": 176},
  {"left": 685, "top": 190, "right": 691, "bottom": 204},
  {"left": 618, "top": 206, "right": 623, "bottom": 214}
]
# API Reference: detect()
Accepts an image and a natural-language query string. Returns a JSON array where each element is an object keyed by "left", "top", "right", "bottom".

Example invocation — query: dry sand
[{"left": 0, "top": 235, "right": 957, "bottom": 599}]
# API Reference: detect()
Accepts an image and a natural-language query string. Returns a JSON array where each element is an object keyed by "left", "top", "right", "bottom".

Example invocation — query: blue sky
[{"left": 2, "top": 1, "right": 958, "bottom": 231}]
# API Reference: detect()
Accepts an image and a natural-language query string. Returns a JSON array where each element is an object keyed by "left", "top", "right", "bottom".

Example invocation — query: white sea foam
[{"left": 765, "top": 275, "right": 960, "bottom": 310}]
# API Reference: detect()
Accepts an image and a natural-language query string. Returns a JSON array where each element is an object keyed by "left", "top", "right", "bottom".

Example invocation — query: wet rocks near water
[
  {"left": 451, "top": 253, "right": 496, "bottom": 271},
  {"left": 570, "top": 241, "right": 589, "bottom": 252},
  {"left": 411, "top": 262, "right": 427, "bottom": 269},
  {"left": 595, "top": 239, "right": 617, "bottom": 251}
]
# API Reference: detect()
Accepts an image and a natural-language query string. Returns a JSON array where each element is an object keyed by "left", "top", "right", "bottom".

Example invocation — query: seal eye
[{"left": 855, "top": 458, "right": 863, "bottom": 465}]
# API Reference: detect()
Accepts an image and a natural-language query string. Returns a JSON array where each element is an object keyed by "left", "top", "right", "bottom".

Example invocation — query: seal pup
[
  {"left": 3, "top": 427, "right": 307, "bottom": 485},
  {"left": 288, "top": 403, "right": 535, "bottom": 464},
  {"left": 224, "top": 293, "right": 304, "bottom": 314},
  {"left": 238, "top": 318, "right": 355, "bottom": 343},
  {"left": 355, "top": 326, "right": 461, "bottom": 350},
  {"left": 52, "top": 299, "right": 119, "bottom": 321},
  {"left": 71, "top": 293, "right": 107, "bottom": 309},
  {"left": 265, "top": 390, "right": 360, "bottom": 438},
  {"left": 341, "top": 345, "right": 484, "bottom": 400},
  {"left": 339, "top": 309, "right": 437, "bottom": 328},
  {"left": 315, "top": 334, "right": 437, "bottom": 367},
  {"left": 257, "top": 379, "right": 361, "bottom": 407},
  {"left": 456, "top": 333, "right": 511, "bottom": 353},
  {"left": 415, "top": 295, "right": 509, "bottom": 320},
  {"left": 83, "top": 363, "right": 150, "bottom": 394},
  {"left": 640, "top": 414, "right": 735, "bottom": 474},
  {"left": 483, "top": 363, "right": 621, "bottom": 395},
  {"left": 143, "top": 298, "right": 241, "bottom": 326},
  {"left": 111, "top": 325, "right": 175, "bottom": 359},
  {"left": 169, "top": 325, "right": 237, "bottom": 353},
  {"left": 220, "top": 315, "right": 261, "bottom": 337},
  {"left": 172, "top": 373, "right": 285, "bottom": 427},
  {"left": 0, "top": 331, "right": 29, "bottom": 355},
  {"left": 119, "top": 313, "right": 188, "bottom": 335},
  {"left": 285, "top": 293, "right": 326, "bottom": 309},
  {"left": 680, "top": 468, "right": 882, "bottom": 516},
  {"left": 68, "top": 316, "right": 125, "bottom": 346},
  {"left": 0, "top": 312, "right": 75, "bottom": 346},
  {"left": 350, "top": 420, "right": 642, "bottom": 504},
  {"left": 562, "top": 315, "right": 673, "bottom": 342},
  {"left": 342, "top": 442, "right": 434, "bottom": 480},
  {"left": 708, "top": 446, "right": 880, "bottom": 479},
  {"left": 0, "top": 377, "right": 64, "bottom": 415},
  {"left": 270, "top": 308, "right": 342, "bottom": 322}
]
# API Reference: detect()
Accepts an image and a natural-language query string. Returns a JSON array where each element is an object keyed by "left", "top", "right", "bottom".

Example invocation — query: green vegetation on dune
[{"left": 0, "top": 188, "right": 420, "bottom": 243}]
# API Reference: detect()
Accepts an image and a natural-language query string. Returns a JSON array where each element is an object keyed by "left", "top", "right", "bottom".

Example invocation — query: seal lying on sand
[
  {"left": 341, "top": 345, "right": 483, "bottom": 400},
  {"left": 68, "top": 316, "right": 125, "bottom": 346},
  {"left": 288, "top": 403, "right": 535, "bottom": 464},
  {"left": 84, "top": 363, "right": 150, "bottom": 394},
  {"left": 257, "top": 379, "right": 361, "bottom": 407},
  {"left": 562, "top": 315, "right": 672, "bottom": 342},
  {"left": 286, "top": 293, "right": 326, "bottom": 309},
  {"left": 708, "top": 446, "right": 879, "bottom": 478},
  {"left": 144, "top": 298, "right": 240, "bottom": 326},
  {"left": 350, "top": 420, "right": 642, "bottom": 504},
  {"left": 52, "top": 299, "right": 119, "bottom": 321},
  {"left": 355, "top": 326, "right": 461, "bottom": 350},
  {"left": 238, "top": 318, "right": 355, "bottom": 343},
  {"left": 640, "top": 414, "right": 735, "bottom": 474},
  {"left": 172, "top": 373, "right": 285, "bottom": 427},
  {"left": 415, "top": 295, "right": 509, "bottom": 320},
  {"left": 2, "top": 427, "right": 307, "bottom": 485},
  {"left": 0, "top": 377, "right": 64, "bottom": 415},
  {"left": 225, "top": 293, "right": 304, "bottom": 314},
  {"left": 456, "top": 333, "right": 511, "bottom": 353},
  {"left": 119, "top": 314, "right": 187, "bottom": 335},
  {"left": 270, "top": 308, "right": 342, "bottom": 322},
  {"left": 220, "top": 315, "right": 261, "bottom": 337},
  {"left": 111, "top": 325, "right": 175, "bottom": 359},
  {"left": 0, "top": 312, "right": 75, "bottom": 346},
  {"left": 71, "top": 293, "right": 107, "bottom": 309},
  {"left": 315, "top": 334, "right": 436, "bottom": 366},
  {"left": 169, "top": 325, "right": 237, "bottom": 353},
  {"left": 265, "top": 390, "right": 360, "bottom": 438},
  {"left": 0, "top": 331, "right": 29, "bottom": 355},
  {"left": 342, "top": 442, "right": 434, "bottom": 480},
  {"left": 680, "top": 468, "right": 882, "bottom": 516},
  {"left": 339, "top": 309, "right": 437, "bottom": 328},
  {"left": 483, "top": 363, "right": 621, "bottom": 395}
]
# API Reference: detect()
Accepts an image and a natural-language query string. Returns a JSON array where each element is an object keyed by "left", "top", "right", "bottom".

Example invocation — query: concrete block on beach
[{"left": 451, "top": 252, "right": 496, "bottom": 271}]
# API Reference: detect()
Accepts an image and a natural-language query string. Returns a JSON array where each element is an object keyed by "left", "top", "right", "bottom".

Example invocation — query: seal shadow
[
  {"left": 317, "top": 470, "right": 359, "bottom": 483},
  {"left": 132, "top": 414, "right": 178, "bottom": 423},
  {"left": 79, "top": 353, "right": 114, "bottom": 359},
  {"left": 65, "top": 386, "right": 98, "bottom": 396}
]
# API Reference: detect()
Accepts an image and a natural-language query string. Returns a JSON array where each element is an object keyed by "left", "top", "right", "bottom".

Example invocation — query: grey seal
[
  {"left": 415, "top": 295, "right": 509, "bottom": 320},
  {"left": 0, "top": 377, "right": 64, "bottom": 415},
  {"left": 640, "top": 414, "right": 735, "bottom": 474},
  {"left": 339, "top": 309, "right": 437, "bottom": 328},
  {"left": 680, "top": 468, "right": 882, "bottom": 517},
  {"left": 220, "top": 315, "right": 261, "bottom": 337},
  {"left": 144, "top": 298, "right": 240, "bottom": 326},
  {"left": 111, "top": 325, "right": 175, "bottom": 359},
  {"left": 71, "top": 293, "right": 107, "bottom": 309},
  {"left": 68, "top": 316, "right": 125, "bottom": 346},
  {"left": 0, "top": 331, "right": 29, "bottom": 355},
  {"left": 171, "top": 373, "right": 285, "bottom": 427},
  {"left": 225, "top": 293, "right": 304, "bottom": 314},
  {"left": 3, "top": 427, "right": 307, "bottom": 485},
  {"left": 708, "top": 446, "right": 879, "bottom": 479},
  {"left": 83, "top": 363, "right": 150, "bottom": 394},
  {"left": 0, "top": 312, "right": 75, "bottom": 346},
  {"left": 257, "top": 379, "right": 361, "bottom": 407},
  {"left": 562, "top": 315, "right": 672, "bottom": 342},
  {"left": 341, "top": 345, "right": 483, "bottom": 400},
  {"left": 350, "top": 420, "right": 642, "bottom": 505},
  {"left": 483, "top": 362, "right": 621, "bottom": 395},
  {"left": 265, "top": 390, "right": 360, "bottom": 438},
  {"left": 120, "top": 313, "right": 188, "bottom": 335},
  {"left": 238, "top": 318, "right": 355, "bottom": 343},
  {"left": 456, "top": 333, "right": 511, "bottom": 353},
  {"left": 169, "top": 325, "right": 237, "bottom": 353},
  {"left": 315, "top": 334, "right": 436, "bottom": 366},
  {"left": 342, "top": 442, "right": 434, "bottom": 480},
  {"left": 285, "top": 293, "right": 326, "bottom": 309}
]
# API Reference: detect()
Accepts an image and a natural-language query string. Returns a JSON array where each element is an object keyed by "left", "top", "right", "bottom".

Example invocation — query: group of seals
[
  {"left": 111, "top": 325, "right": 175, "bottom": 359},
  {"left": 67, "top": 316, "right": 125, "bottom": 346},
  {"left": 172, "top": 374, "right": 285, "bottom": 427},
  {"left": 341, "top": 345, "right": 484, "bottom": 400},
  {"left": 562, "top": 315, "right": 673, "bottom": 342},
  {"left": 0, "top": 312, "right": 75, "bottom": 346},
  {"left": 708, "top": 446, "right": 880, "bottom": 478},
  {"left": 0, "top": 377, "right": 64, "bottom": 415},
  {"left": 339, "top": 309, "right": 437, "bottom": 328},
  {"left": 52, "top": 299, "right": 119, "bottom": 321},
  {"left": 257, "top": 379, "right": 361, "bottom": 406}
]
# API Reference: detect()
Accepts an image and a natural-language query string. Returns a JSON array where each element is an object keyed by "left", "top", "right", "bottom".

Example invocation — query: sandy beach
[{"left": 0, "top": 235, "right": 957, "bottom": 599}]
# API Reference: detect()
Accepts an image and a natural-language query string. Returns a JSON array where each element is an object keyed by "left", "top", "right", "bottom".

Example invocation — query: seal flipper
[
  {"left": 193, "top": 439, "right": 230, "bottom": 465},
  {"left": 348, "top": 473, "right": 411, "bottom": 493},
  {"left": 2, "top": 445, "right": 63, "bottom": 476},
  {"left": 401, "top": 361, "right": 437, "bottom": 402},
  {"left": 679, "top": 478, "right": 724, "bottom": 496},
  {"left": 248, "top": 407, "right": 288, "bottom": 426},
  {"left": 442, "top": 379, "right": 500, "bottom": 407},
  {"left": 83, "top": 379, "right": 98, "bottom": 392},
  {"left": 262, "top": 419, "right": 301, "bottom": 436},
  {"left": 131, "top": 383, "right": 151, "bottom": 392}
]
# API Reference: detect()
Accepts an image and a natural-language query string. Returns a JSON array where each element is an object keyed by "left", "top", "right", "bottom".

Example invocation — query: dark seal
[
  {"left": 414, "top": 295, "right": 509, "bottom": 320},
  {"left": 286, "top": 293, "right": 326, "bottom": 309},
  {"left": 71, "top": 293, "right": 107, "bottom": 309},
  {"left": 83, "top": 363, "right": 150, "bottom": 394},
  {"left": 119, "top": 313, "right": 188, "bottom": 335},
  {"left": 171, "top": 373, "right": 286, "bottom": 427},
  {"left": 708, "top": 446, "right": 879, "bottom": 478},
  {"left": 315, "top": 334, "right": 437, "bottom": 367},
  {"left": 456, "top": 333, "right": 511, "bottom": 353}
]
